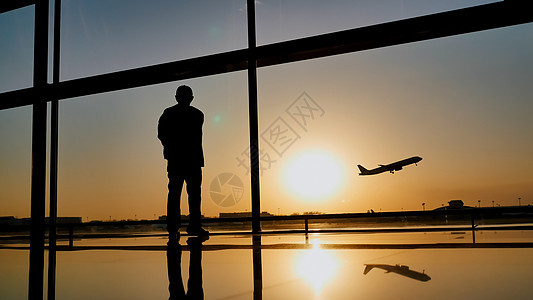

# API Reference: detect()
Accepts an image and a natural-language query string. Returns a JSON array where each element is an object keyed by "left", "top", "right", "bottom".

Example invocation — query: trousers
[{"left": 166, "top": 161, "right": 202, "bottom": 233}]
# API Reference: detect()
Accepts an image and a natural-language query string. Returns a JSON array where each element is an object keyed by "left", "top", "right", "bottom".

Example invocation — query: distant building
[
  {"left": 219, "top": 212, "right": 273, "bottom": 218},
  {"left": 0, "top": 216, "right": 16, "bottom": 224},
  {"left": 0, "top": 216, "right": 81, "bottom": 227},
  {"left": 45, "top": 217, "right": 82, "bottom": 224},
  {"left": 448, "top": 200, "right": 465, "bottom": 208},
  {"left": 0, "top": 217, "right": 30, "bottom": 226},
  {"left": 158, "top": 215, "right": 203, "bottom": 221},
  {"left": 434, "top": 200, "right": 474, "bottom": 210}
]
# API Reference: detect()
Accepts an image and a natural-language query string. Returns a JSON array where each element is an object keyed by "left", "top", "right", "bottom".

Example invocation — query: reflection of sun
[
  {"left": 282, "top": 150, "right": 345, "bottom": 201},
  {"left": 295, "top": 239, "right": 339, "bottom": 295}
]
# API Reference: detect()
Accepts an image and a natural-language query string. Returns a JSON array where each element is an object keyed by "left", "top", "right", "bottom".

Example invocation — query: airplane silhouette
[
  {"left": 357, "top": 156, "right": 422, "bottom": 175},
  {"left": 363, "top": 264, "right": 431, "bottom": 282}
]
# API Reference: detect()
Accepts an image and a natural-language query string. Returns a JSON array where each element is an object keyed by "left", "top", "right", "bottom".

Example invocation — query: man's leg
[
  {"left": 185, "top": 167, "right": 207, "bottom": 234},
  {"left": 167, "top": 162, "right": 185, "bottom": 235}
]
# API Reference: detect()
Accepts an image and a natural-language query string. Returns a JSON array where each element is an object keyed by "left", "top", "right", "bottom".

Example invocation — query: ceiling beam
[{"left": 0, "top": 0, "right": 35, "bottom": 14}]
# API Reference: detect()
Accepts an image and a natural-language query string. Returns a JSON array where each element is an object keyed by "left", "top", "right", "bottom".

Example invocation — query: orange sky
[{"left": 1, "top": 1, "right": 532, "bottom": 220}]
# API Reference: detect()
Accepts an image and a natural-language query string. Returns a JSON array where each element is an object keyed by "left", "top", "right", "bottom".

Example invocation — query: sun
[{"left": 282, "top": 150, "right": 345, "bottom": 201}]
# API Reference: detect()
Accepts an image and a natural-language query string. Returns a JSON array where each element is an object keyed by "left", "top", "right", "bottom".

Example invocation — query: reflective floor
[{"left": 1, "top": 230, "right": 533, "bottom": 299}]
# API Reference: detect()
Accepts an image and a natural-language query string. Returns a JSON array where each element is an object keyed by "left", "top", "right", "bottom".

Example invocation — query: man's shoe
[
  {"left": 186, "top": 226, "right": 209, "bottom": 236},
  {"left": 187, "top": 235, "right": 210, "bottom": 246}
]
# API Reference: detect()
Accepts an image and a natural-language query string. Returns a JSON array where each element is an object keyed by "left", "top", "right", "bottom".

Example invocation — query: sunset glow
[
  {"left": 282, "top": 150, "right": 345, "bottom": 201},
  {"left": 295, "top": 239, "right": 340, "bottom": 295},
  {"left": 0, "top": 1, "right": 532, "bottom": 220}
]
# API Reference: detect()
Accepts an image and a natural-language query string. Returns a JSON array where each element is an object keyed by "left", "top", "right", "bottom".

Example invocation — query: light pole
[
  {"left": 478, "top": 200, "right": 481, "bottom": 208},
  {"left": 518, "top": 197, "right": 521, "bottom": 206},
  {"left": 422, "top": 203, "right": 426, "bottom": 211},
  {"left": 492, "top": 200, "right": 495, "bottom": 208}
]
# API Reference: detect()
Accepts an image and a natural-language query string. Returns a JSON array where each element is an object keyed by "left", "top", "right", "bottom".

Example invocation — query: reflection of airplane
[
  {"left": 363, "top": 264, "right": 431, "bottom": 282},
  {"left": 357, "top": 156, "right": 422, "bottom": 175}
]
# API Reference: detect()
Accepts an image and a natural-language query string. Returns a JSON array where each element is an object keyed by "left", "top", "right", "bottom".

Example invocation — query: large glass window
[
  {"left": 60, "top": 0, "right": 248, "bottom": 80},
  {"left": 0, "top": 6, "right": 34, "bottom": 92},
  {"left": 0, "top": 106, "right": 32, "bottom": 299},
  {"left": 0, "top": 106, "right": 32, "bottom": 218},
  {"left": 57, "top": 72, "right": 251, "bottom": 223},
  {"left": 258, "top": 22, "right": 533, "bottom": 215},
  {"left": 2, "top": 2, "right": 533, "bottom": 299}
]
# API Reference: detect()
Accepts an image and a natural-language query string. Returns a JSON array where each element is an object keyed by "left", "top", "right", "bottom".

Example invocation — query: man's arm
[{"left": 157, "top": 112, "right": 169, "bottom": 145}]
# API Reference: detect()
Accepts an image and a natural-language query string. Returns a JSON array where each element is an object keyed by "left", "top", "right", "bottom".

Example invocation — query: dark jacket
[{"left": 158, "top": 104, "right": 204, "bottom": 167}]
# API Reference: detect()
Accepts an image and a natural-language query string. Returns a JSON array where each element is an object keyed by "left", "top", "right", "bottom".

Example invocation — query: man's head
[{"left": 175, "top": 85, "right": 194, "bottom": 105}]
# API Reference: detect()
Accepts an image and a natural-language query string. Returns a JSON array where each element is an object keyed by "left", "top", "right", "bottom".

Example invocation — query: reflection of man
[
  {"left": 166, "top": 237, "right": 207, "bottom": 299},
  {"left": 158, "top": 85, "right": 208, "bottom": 238}
]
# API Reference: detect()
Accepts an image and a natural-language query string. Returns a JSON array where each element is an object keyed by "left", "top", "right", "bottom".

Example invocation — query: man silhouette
[{"left": 158, "top": 85, "right": 208, "bottom": 238}]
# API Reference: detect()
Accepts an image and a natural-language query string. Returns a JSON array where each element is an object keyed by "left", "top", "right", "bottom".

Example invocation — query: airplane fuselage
[{"left": 358, "top": 156, "right": 422, "bottom": 176}]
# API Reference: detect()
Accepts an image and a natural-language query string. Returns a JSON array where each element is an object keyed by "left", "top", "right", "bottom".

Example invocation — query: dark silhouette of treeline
[{"left": 1, "top": 205, "right": 532, "bottom": 234}]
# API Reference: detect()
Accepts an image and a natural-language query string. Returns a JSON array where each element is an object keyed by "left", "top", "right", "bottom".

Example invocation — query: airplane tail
[
  {"left": 363, "top": 265, "right": 374, "bottom": 275},
  {"left": 357, "top": 165, "right": 368, "bottom": 175}
]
